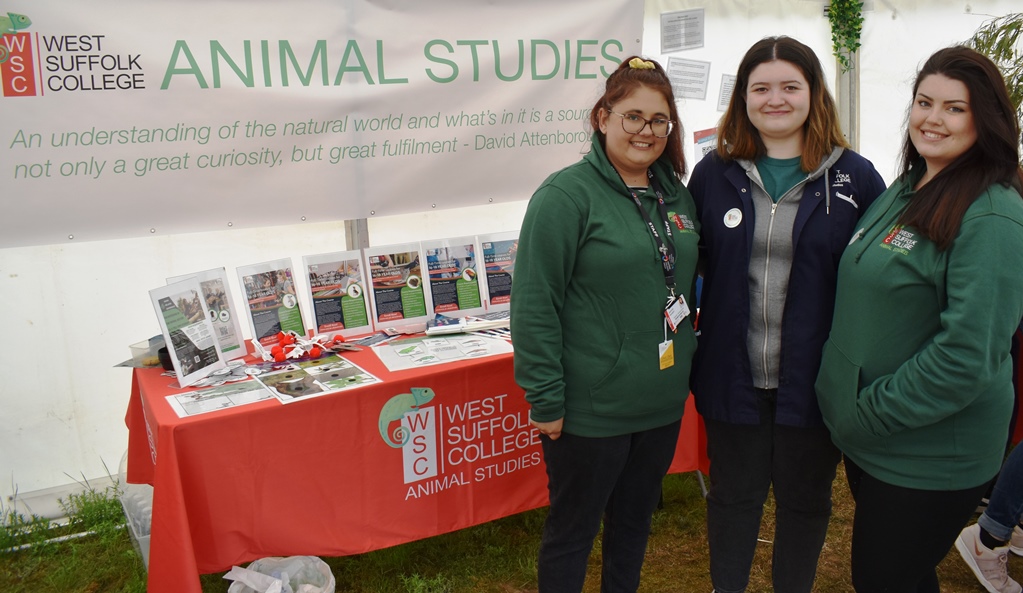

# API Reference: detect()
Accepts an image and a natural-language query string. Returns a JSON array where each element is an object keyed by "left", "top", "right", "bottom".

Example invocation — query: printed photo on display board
[
  {"left": 363, "top": 243, "right": 433, "bottom": 332},
  {"left": 301, "top": 250, "right": 374, "bottom": 338},
  {"left": 478, "top": 231, "right": 519, "bottom": 311},
  {"left": 422, "top": 236, "right": 485, "bottom": 317},
  {"left": 148, "top": 277, "right": 227, "bottom": 387},
  {"left": 166, "top": 267, "right": 247, "bottom": 360},
  {"left": 236, "top": 258, "right": 307, "bottom": 347}
]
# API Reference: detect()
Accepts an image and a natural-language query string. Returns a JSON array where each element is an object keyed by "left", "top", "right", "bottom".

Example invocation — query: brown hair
[
  {"left": 717, "top": 36, "right": 848, "bottom": 171},
  {"left": 897, "top": 45, "right": 1023, "bottom": 250},
  {"left": 588, "top": 56, "right": 686, "bottom": 179}
]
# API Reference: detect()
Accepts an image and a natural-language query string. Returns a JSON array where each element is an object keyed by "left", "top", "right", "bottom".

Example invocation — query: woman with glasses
[
  {"left": 687, "top": 36, "right": 885, "bottom": 593},
  {"left": 511, "top": 55, "right": 699, "bottom": 593}
]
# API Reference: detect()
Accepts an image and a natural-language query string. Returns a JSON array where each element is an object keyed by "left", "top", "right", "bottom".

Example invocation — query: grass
[
  {"left": 0, "top": 481, "right": 146, "bottom": 593},
  {"left": 0, "top": 466, "right": 1016, "bottom": 592}
]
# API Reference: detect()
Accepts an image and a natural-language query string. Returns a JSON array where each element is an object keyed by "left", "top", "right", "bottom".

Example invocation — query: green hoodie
[
  {"left": 816, "top": 173, "right": 1023, "bottom": 490},
  {"left": 511, "top": 133, "right": 700, "bottom": 437}
]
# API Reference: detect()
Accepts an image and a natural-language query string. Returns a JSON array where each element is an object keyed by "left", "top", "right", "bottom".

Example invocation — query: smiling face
[
  {"left": 745, "top": 60, "right": 810, "bottom": 156},
  {"left": 909, "top": 73, "right": 977, "bottom": 183},
  {"left": 598, "top": 85, "right": 670, "bottom": 183}
]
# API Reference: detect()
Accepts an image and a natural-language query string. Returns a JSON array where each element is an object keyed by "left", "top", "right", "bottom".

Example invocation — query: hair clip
[{"left": 629, "top": 57, "right": 656, "bottom": 70}]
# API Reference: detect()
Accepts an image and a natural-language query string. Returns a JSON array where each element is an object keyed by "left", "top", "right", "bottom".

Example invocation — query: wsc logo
[
  {"left": 378, "top": 387, "right": 439, "bottom": 485},
  {"left": 0, "top": 12, "right": 31, "bottom": 59},
  {"left": 1, "top": 11, "right": 34, "bottom": 96},
  {"left": 377, "top": 386, "right": 540, "bottom": 500}
]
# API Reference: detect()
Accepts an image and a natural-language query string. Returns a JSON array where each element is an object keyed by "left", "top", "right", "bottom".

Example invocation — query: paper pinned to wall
[{"left": 660, "top": 8, "right": 705, "bottom": 53}]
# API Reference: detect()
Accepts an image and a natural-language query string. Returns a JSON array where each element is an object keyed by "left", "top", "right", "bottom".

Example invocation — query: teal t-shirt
[{"left": 756, "top": 156, "right": 805, "bottom": 202}]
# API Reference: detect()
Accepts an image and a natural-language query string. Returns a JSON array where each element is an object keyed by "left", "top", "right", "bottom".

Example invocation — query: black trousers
[
  {"left": 844, "top": 457, "right": 992, "bottom": 593},
  {"left": 537, "top": 420, "right": 682, "bottom": 593}
]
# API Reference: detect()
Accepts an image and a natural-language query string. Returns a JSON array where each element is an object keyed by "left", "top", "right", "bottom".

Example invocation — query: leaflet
[
  {"left": 253, "top": 354, "right": 381, "bottom": 404},
  {"left": 371, "top": 334, "right": 513, "bottom": 372}
]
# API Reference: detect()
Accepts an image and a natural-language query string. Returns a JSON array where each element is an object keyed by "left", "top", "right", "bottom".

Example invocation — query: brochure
[
  {"left": 371, "top": 333, "right": 514, "bottom": 372},
  {"left": 167, "top": 267, "right": 247, "bottom": 360},
  {"left": 165, "top": 379, "right": 274, "bottom": 418},
  {"left": 252, "top": 354, "right": 381, "bottom": 404},
  {"left": 363, "top": 243, "right": 433, "bottom": 333},
  {"left": 478, "top": 231, "right": 519, "bottom": 311},
  {"left": 425, "top": 313, "right": 511, "bottom": 336},
  {"left": 301, "top": 250, "right": 373, "bottom": 338},
  {"left": 236, "top": 258, "right": 307, "bottom": 347},
  {"left": 422, "top": 236, "right": 485, "bottom": 317},
  {"left": 149, "top": 277, "right": 227, "bottom": 388}
]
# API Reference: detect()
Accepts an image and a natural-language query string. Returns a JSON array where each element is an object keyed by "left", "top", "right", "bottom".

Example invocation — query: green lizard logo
[
  {"left": 0, "top": 13, "right": 32, "bottom": 64},
  {"left": 378, "top": 387, "right": 435, "bottom": 448}
]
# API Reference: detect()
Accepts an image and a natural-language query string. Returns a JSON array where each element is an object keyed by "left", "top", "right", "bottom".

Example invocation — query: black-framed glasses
[{"left": 608, "top": 111, "right": 674, "bottom": 138}]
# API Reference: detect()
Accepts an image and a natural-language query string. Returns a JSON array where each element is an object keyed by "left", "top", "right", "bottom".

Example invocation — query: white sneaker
[
  {"left": 956, "top": 523, "right": 1023, "bottom": 593},
  {"left": 1010, "top": 525, "right": 1023, "bottom": 557}
]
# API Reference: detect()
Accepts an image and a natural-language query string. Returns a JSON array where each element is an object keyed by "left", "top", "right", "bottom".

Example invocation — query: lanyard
[{"left": 624, "top": 170, "right": 676, "bottom": 291}]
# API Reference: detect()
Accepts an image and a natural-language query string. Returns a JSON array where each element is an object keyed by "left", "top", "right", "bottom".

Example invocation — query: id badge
[
  {"left": 664, "top": 295, "right": 691, "bottom": 333},
  {"left": 658, "top": 339, "right": 674, "bottom": 370}
]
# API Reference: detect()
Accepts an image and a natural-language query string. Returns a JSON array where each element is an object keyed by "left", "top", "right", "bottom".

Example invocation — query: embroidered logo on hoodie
[
  {"left": 669, "top": 211, "right": 697, "bottom": 233},
  {"left": 881, "top": 225, "right": 918, "bottom": 254}
]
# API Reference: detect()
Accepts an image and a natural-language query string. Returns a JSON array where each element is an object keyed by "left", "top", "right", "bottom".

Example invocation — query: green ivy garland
[{"left": 829, "top": 0, "right": 865, "bottom": 72}]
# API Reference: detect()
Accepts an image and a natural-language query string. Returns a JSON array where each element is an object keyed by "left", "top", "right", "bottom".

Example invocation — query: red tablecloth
[{"left": 125, "top": 347, "right": 707, "bottom": 593}]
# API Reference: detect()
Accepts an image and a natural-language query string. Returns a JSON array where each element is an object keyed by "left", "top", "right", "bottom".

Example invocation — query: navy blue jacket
[{"left": 689, "top": 149, "right": 886, "bottom": 427}]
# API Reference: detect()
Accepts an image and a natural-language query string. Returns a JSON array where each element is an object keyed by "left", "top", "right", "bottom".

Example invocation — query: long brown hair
[
  {"left": 717, "top": 36, "right": 848, "bottom": 172},
  {"left": 588, "top": 56, "right": 686, "bottom": 179},
  {"left": 897, "top": 46, "right": 1023, "bottom": 250}
]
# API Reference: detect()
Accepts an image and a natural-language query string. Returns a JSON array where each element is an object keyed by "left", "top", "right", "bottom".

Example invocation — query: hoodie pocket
[
  {"left": 815, "top": 340, "right": 884, "bottom": 452},
  {"left": 588, "top": 330, "right": 683, "bottom": 416}
]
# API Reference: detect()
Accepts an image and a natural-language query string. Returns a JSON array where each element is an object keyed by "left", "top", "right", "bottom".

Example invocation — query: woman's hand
[{"left": 531, "top": 418, "right": 564, "bottom": 441}]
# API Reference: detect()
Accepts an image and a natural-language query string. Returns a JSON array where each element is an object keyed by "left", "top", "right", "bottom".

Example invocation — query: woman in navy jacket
[{"left": 688, "top": 36, "right": 886, "bottom": 593}]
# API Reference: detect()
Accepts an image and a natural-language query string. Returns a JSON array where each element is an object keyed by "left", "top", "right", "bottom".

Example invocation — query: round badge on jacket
[{"left": 723, "top": 208, "right": 743, "bottom": 228}]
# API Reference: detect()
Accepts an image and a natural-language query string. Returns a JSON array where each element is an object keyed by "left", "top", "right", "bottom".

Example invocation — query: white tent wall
[
  {"left": 2, "top": 0, "right": 1020, "bottom": 515},
  {"left": 641, "top": 0, "right": 1021, "bottom": 183}
]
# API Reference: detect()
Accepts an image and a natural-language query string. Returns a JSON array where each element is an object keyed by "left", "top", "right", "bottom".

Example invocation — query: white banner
[{"left": 0, "top": 0, "right": 642, "bottom": 247}]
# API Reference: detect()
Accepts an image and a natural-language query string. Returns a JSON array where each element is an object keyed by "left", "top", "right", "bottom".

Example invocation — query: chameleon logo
[
  {"left": 378, "top": 387, "right": 435, "bottom": 448},
  {"left": 0, "top": 12, "right": 32, "bottom": 64}
]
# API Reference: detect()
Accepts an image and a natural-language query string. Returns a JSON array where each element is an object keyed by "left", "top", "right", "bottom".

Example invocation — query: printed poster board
[
  {"left": 236, "top": 258, "right": 307, "bottom": 347},
  {"left": 478, "top": 231, "right": 519, "bottom": 312},
  {"left": 302, "top": 250, "right": 374, "bottom": 338},
  {"left": 166, "top": 267, "right": 247, "bottom": 360},
  {"left": 148, "top": 277, "right": 227, "bottom": 387},
  {"left": 363, "top": 243, "right": 432, "bottom": 333},
  {"left": 422, "top": 236, "right": 485, "bottom": 318}
]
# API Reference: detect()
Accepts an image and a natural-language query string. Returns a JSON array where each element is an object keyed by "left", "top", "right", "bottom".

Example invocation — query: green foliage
[
  {"left": 0, "top": 504, "right": 53, "bottom": 556},
  {"left": 828, "top": 0, "right": 865, "bottom": 72},
  {"left": 969, "top": 13, "right": 1023, "bottom": 140},
  {"left": 0, "top": 481, "right": 147, "bottom": 593},
  {"left": 59, "top": 484, "right": 126, "bottom": 539}
]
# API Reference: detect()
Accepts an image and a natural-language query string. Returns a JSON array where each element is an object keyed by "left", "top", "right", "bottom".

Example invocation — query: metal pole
[{"left": 344, "top": 218, "right": 370, "bottom": 251}]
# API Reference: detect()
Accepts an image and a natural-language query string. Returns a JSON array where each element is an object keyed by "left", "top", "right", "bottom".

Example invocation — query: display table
[{"left": 125, "top": 346, "right": 707, "bottom": 593}]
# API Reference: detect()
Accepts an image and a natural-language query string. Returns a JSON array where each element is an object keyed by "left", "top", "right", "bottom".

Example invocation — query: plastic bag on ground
[{"left": 225, "top": 555, "right": 336, "bottom": 593}]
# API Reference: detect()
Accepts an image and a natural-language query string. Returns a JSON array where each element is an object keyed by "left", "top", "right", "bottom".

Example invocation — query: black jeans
[
  {"left": 704, "top": 390, "right": 841, "bottom": 593},
  {"left": 537, "top": 419, "right": 682, "bottom": 593},
  {"left": 844, "top": 457, "right": 992, "bottom": 593}
]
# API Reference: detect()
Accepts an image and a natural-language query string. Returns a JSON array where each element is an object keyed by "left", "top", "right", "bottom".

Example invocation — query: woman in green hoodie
[
  {"left": 815, "top": 46, "right": 1023, "bottom": 592},
  {"left": 511, "top": 56, "right": 700, "bottom": 593}
]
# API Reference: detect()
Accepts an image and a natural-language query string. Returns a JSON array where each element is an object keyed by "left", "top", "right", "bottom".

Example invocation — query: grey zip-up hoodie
[{"left": 741, "top": 146, "right": 844, "bottom": 389}]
